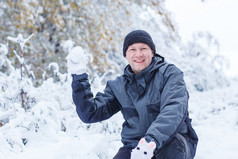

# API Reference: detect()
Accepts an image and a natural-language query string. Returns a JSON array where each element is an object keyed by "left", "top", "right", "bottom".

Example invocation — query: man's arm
[{"left": 72, "top": 73, "right": 121, "bottom": 123}]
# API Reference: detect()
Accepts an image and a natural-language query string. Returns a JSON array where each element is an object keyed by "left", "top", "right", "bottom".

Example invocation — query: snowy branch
[{"left": 7, "top": 34, "right": 34, "bottom": 51}]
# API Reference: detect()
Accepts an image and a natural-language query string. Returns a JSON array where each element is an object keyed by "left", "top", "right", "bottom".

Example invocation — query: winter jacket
[{"left": 71, "top": 54, "right": 198, "bottom": 155}]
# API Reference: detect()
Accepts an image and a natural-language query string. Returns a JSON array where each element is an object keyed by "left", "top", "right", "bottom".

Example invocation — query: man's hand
[
  {"left": 131, "top": 138, "right": 156, "bottom": 159},
  {"left": 66, "top": 46, "right": 88, "bottom": 75}
]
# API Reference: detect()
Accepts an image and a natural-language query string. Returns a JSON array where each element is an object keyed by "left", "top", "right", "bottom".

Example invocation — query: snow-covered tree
[{"left": 0, "top": 0, "right": 176, "bottom": 82}]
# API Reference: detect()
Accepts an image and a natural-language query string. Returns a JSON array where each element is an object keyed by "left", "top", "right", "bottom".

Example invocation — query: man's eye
[{"left": 142, "top": 48, "right": 147, "bottom": 50}]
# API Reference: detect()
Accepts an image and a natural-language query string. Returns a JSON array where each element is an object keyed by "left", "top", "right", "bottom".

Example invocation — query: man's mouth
[{"left": 134, "top": 59, "right": 145, "bottom": 63}]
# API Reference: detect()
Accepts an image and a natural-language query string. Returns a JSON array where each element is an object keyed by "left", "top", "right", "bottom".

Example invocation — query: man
[{"left": 67, "top": 30, "right": 198, "bottom": 159}]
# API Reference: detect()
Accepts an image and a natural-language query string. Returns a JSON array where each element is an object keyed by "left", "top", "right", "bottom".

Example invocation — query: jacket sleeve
[
  {"left": 145, "top": 65, "right": 188, "bottom": 149},
  {"left": 71, "top": 73, "right": 121, "bottom": 123}
]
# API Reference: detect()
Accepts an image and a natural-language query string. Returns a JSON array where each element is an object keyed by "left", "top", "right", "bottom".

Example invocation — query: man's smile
[{"left": 134, "top": 59, "right": 145, "bottom": 63}]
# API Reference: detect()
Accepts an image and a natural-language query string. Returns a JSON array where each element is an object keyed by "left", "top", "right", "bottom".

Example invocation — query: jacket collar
[{"left": 123, "top": 54, "right": 164, "bottom": 97}]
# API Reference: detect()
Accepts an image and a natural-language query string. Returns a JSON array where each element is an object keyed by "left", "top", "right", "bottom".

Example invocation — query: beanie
[{"left": 123, "top": 30, "right": 156, "bottom": 57}]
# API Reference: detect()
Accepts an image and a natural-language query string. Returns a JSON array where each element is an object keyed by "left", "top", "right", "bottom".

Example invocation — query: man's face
[{"left": 125, "top": 43, "right": 154, "bottom": 74}]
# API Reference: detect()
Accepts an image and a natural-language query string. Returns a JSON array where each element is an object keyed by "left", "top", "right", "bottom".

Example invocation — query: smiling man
[
  {"left": 125, "top": 43, "right": 154, "bottom": 74},
  {"left": 67, "top": 30, "right": 198, "bottom": 159}
]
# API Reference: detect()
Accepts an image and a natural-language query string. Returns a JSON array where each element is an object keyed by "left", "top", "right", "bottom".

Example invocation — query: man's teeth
[{"left": 135, "top": 60, "right": 144, "bottom": 62}]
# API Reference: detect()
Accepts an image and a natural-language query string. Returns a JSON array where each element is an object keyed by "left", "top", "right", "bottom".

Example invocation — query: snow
[
  {"left": 62, "top": 40, "right": 74, "bottom": 53},
  {"left": 66, "top": 45, "right": 89, "bottom": 75},
  {"left": 0, "top": 43, "right": 8, "bottom": 55},
  {"left": 7, "top": 34, "right": 34, "bottom": 51},
  {"left": 66, "top": 46, "right": 87, "bottom": 64},
  {"left": 48, "top": 62, "right": 59, "bottom": 76},
  {"left": 1, "top": 1, "right": 238, "bottom": 159},
  {"left": 165, "top": 0, "right": 238, "bottom": 77},
  {"left": 1, "top": 73, "right": 238, "bottom": 159},
  {"left": 189, "top": 79, "right": 238, "bottom": 158}
]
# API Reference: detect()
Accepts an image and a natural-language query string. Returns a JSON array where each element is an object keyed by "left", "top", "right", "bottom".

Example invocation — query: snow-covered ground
[
  {"left": 164, "top": 1, "right": 238, "bottom": 158},
  {"left": 0, "top": 74, "right": 237, "bottom": 159},
  {"left": 190, "top": 78, "right": 238, "bottom": 159}
]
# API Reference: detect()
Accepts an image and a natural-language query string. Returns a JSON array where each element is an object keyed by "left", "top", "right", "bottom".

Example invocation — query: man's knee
[
  {"left": 155, "top": 133, "right": 193, "bottom": 159},
  {"left": 113, "top": 147, "right": 131, "bottom": 159}
]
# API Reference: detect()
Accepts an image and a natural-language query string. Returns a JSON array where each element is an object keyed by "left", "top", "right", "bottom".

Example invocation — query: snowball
[{"left": 62, "top": 40, "right": 74, "bottom": 52}]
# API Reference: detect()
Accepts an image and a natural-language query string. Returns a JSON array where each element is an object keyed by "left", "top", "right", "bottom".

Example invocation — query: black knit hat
[{"left": 123, "top": 30, "right": 156, "bottom": 57}]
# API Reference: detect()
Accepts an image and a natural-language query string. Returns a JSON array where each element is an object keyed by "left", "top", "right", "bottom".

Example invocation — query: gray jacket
[{"left": 71, "top": 55, "right": 197, "bottom": 150}]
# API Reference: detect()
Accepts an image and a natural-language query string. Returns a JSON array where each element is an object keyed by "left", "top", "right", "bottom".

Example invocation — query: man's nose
[{"left": 135, "top": 49, "right": 143, "bottom": 56}]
